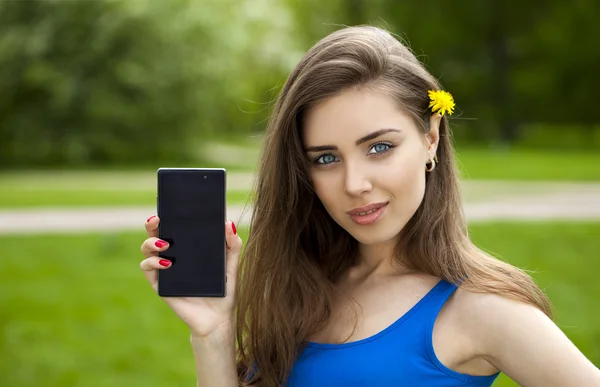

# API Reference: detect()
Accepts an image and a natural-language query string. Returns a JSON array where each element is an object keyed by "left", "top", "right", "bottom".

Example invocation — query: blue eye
[
  {"left": 368, "top": 142, "right": 393, "bottom": 155},
  {"left": 315, "top": 154, "right": 338, "bottom": 165}
]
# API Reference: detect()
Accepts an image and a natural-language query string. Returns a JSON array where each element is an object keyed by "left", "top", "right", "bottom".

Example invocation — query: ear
[{"left": 425, "top": 114, "right": 441, "bottom": 160}]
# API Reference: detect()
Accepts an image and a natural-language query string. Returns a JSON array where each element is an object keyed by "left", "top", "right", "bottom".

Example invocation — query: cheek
[
  {"left": 310, "top": 173, "right": 337, "bottom": 206},
  {"left": 309, "top": 172, "right": 349, "bottom": 224},
  {"left": 381, "top": 151, "right": 427, "bottom": 206}
]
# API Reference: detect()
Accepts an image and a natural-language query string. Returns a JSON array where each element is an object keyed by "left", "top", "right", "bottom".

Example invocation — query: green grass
[
  {"left": 0, "top": 188, "right": 252, "bottom": 208},
  {"left": 455, "top": 148, "right": 600, "bottom": 181},
  {"left": 1, "top": 222, "right": 599, "bottom": 386},
  {"left": 0, "top": 227, "right": 248, "bottom": 387},
  {"left": 0, "top": 171, "right": 253, "bottom": 208},
  {"left": 468, "top": 222, "right": 600, "bottom": 386}
]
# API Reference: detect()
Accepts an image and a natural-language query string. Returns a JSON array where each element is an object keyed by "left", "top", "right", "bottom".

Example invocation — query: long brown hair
[{"left": 235, "top": 25, "right": 552, "bottom": 387}]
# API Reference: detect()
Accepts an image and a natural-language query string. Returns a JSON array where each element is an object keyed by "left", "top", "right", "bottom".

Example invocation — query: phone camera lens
[{"left": 203, "top": 175, "right": 207, "bottom": 179}]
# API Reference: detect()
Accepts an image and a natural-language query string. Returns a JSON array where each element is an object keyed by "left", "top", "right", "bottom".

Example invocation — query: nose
[{"left": 343, "top": 162, "right": 373, "bottom": 197}]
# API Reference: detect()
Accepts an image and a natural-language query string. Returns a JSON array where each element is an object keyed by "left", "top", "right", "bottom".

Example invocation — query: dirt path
[{"left": 1, "top": 178, "right": 599, "bottom": 235}]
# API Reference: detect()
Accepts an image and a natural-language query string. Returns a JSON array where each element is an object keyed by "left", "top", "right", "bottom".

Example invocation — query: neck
[{"left": 347, "top": 238, "right": 411, "bottom": 281}]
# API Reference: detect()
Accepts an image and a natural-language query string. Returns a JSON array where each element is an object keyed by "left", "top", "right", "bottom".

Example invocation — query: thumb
[{"left": 225, "top": 220, "right": 242, "bottom": 278}]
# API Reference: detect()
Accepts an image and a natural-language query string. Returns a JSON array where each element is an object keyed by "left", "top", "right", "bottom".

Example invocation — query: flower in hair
[{"left": 428, "top": 90, "right": 455, "bottom": 116}]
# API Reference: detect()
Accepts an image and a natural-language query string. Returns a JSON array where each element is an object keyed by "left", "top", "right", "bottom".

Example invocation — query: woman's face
[{"left": 302, "top": 88, "right": 440, "bottom": 246}]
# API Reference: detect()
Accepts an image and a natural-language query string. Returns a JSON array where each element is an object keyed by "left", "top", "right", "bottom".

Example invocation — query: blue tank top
[{"left": 285, "top": 279, "right": 500, "bottom": 386}]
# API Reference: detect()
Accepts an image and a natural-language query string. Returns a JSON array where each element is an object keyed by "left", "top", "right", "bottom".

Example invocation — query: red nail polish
[
  {"left": 155, "top": 240, "right": 168, "bottom": 248},
  {"left": 231, "top": 221, "right": 237, "bottom": 235},
  {"left": 147, "top": 215, "right": 156, "bottom": 223},
  {"left": 159, "top": 259, "right": 171, "bottom": 267}
]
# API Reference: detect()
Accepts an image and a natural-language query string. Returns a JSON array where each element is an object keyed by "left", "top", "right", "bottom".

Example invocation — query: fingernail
[
  {"left": 158, "top": 259, "right": 171, "bottom": 267},
  {"left": 231, "top": 221, "right": 237, "bottom": 235},
  {"left": 155, "top": 240, "right": 168, "bottom": 248},
  {"left": 147, "top": 215, "right": 156, "bottom": 223}
]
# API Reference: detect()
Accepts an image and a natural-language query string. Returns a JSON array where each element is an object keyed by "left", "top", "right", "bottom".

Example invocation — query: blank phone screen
[{"left": 156, "top": 168, "right": 226, "bottom": 297}]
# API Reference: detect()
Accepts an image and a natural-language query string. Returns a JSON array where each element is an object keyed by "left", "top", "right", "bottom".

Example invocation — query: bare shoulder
[
  {"left": 447, "top": 285, "right": 600, "bottom": 387},
  {"left": 449, "top": 285, "right": 540, "bottom": 329},
  {"left": 446, "top": 286, "right": 543, "bottom": 355}
]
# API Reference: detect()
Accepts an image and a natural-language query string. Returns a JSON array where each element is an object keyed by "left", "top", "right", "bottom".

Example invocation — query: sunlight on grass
[
  {"left": 455, "top": 148, "right": 600, "bottom": 181},
  {"left": 1, "top": 223, "right": 599, "bottom": 386},
  {"left": 0, "top": 169, "right": 254, "bottom": 208},
  {"left": 0, "top": 187, "right": 252, "bottom": 208}
]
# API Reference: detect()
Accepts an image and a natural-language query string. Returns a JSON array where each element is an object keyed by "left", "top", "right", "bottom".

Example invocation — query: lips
[
  {"left": 346, "top": 202, "right": 389, "bottom": 216},
  {"left": 347, "top": 202, "right": 389, "bottom": 226}
]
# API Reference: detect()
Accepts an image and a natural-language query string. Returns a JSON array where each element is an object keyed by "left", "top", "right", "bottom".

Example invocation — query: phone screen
[{"left": 156, "top": 168, "right": 226, "bottom": 297}]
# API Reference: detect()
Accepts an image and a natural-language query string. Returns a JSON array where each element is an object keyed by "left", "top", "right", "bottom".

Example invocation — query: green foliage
[
  {"left": 0, "top": 0, "right": 296, "bottom": 168},
  {"left": 1, "top": 0, "right": 599, "bottom": 168},
  {"left": 0, "top": 0, "right": 204, "bottom": 166},
  {"left": 286, "top": 0, "right": 600, "bottom": 146}
]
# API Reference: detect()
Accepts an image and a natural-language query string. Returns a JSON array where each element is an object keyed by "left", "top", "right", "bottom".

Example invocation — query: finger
[
  {"left": 225, "top": 220, "right": 243, "bottom": 277},
  {"left": 140, "top": 256, "right": 172, "bottom": 291},
  {"left": 145, "top": 215, "right": 160, "bottom": 238},
  {"left": 140, "top": 237, "right": 170, "bottom": 258}
]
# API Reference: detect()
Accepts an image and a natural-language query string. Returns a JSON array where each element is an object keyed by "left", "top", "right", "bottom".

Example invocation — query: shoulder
[
  {"left": 447, "top": 286, "right": 545, "bottom": 353},
  {"left": 450, "top": 284, "right": 543, "bottom": 328},
  {"left": 446, "top": 285, "right": 600, "bottom": 386},
  {"left": 432, "top": 285, "right": 521, "bottom": 372},
  {"left": 448, "top": 284, "right": 556, "bottom": 352}
]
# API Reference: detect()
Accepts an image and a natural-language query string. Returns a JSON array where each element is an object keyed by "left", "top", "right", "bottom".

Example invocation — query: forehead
[{"left": 301, "top": 89, "right": 417, "bottom": 145}]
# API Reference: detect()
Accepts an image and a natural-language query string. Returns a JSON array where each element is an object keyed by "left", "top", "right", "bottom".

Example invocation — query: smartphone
[{"left": 156, "top": 168, "right": 226, "bottom": 297}]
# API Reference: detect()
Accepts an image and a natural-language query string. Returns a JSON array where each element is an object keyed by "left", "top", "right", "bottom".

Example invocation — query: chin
[{"left": 343, "top": 223, "right": 403, "bottom": 246}]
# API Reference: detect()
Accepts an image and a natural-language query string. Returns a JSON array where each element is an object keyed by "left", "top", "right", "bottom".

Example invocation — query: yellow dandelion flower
[{"left": 428, "top": 90, "right": 455, "bottom": 116}]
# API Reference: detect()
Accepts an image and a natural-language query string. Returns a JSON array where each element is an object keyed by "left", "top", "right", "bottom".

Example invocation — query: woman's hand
[{"left": 139, "top": 215, "right": 242, "bottom": 338}]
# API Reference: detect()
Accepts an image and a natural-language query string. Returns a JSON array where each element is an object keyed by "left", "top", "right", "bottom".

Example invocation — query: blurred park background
[{"left": 1, "top": 0, "right": 599, "bottom": 386}]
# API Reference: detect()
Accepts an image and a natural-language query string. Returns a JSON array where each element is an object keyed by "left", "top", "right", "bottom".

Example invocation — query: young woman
[{"left": 139, "top": 26, "right": 600, "bottom": 386}]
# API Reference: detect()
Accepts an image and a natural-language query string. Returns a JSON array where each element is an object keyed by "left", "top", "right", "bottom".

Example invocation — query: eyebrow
[{"left": 304, "top": 128, "right": 401, "bottom": 152}]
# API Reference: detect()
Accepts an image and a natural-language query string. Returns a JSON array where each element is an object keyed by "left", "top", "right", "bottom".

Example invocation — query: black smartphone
[{"left": 156, "top": 168, "right": 226, "bottom": 297}]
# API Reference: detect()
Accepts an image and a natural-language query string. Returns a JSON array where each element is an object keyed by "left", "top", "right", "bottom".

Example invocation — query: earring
[{"left": 425, "top": 157, "right": 436, "bottom": 172}]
